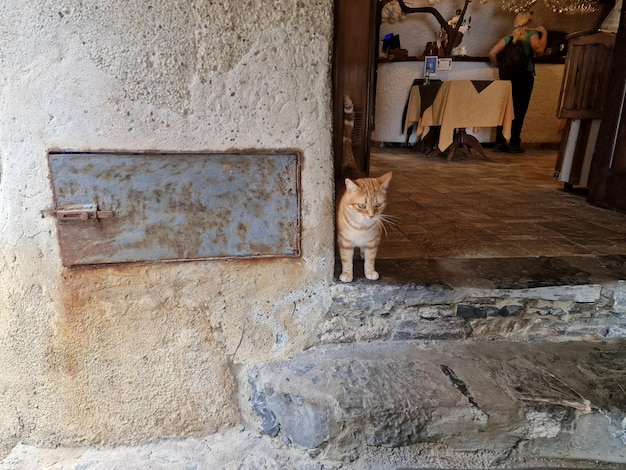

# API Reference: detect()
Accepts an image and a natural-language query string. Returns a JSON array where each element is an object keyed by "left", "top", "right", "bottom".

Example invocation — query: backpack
[{"left": 496, "top": 36, "right": 529, "bottom": 80}]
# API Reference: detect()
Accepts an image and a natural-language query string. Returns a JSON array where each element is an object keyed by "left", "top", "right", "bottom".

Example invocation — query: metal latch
[{"left": 44, "top": 204, "right": 114, "bottom": 221}]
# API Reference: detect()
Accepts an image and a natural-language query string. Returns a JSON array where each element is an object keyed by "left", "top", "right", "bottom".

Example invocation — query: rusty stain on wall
[
  {"left": 54, "top": 263, "right": 240, "bottom": 442},
  {"left": 47, "top": 151, "right": 301, "bottom": 266}
]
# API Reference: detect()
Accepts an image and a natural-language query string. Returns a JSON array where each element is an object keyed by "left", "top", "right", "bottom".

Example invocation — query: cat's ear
[
  {"left": 345, "top": 178, "right": 359, "bottom": 192},
  {"left": 377, "top": 172, "right": 393, "bottom": 190}
]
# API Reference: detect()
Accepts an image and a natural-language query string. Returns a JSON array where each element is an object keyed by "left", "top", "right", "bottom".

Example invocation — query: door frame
[
  {"left": 332, "top": 0, "right": 380, "bottom": 179},
  {"left": 587, "top": 4, "right": 626, "bottom": 211}
]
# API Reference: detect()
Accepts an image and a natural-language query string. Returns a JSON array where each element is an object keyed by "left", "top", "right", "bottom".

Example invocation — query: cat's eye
[
  {"left": 375, "top": 203, "right": 382, "bottom": 208},
  {"left": 357, "top": 203, "right": 366, "bottom": 209}
]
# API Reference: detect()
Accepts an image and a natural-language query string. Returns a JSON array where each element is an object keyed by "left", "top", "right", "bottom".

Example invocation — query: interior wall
[
  {"left": 0, "top": 0, "right": 334, "bottom": 456},
  {"left": 374, "top": 0, "right": 601, "bottom": 145},
  {"left": 379, "top": 1, "right": 602, "bottom": 58},
  {"left": 373, "top": 61, "right": 566, "bottom": 144}
]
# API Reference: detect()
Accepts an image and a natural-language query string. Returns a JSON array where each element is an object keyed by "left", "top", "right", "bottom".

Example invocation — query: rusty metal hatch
[{"left": 47, "top": 151, "right": 301, "bottom": 267}]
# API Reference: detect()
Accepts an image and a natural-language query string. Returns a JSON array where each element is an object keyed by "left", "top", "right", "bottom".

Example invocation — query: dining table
[{"left": 404, "top": 79, "right": 515, "bottom": 160}]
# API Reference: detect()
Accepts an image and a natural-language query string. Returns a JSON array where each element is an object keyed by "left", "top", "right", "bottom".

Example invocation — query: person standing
[{"left": 489, "top": 12, "right": 547, "bottom": 153}]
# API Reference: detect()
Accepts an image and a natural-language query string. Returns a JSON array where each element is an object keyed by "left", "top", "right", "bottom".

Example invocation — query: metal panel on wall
[{"left": 48, "top": 151, "right": 301, "bottom": 266}]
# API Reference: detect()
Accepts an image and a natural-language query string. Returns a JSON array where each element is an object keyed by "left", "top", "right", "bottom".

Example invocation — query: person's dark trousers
[{"left": 496, "top": 71, "right": 535, "bottom": 148}]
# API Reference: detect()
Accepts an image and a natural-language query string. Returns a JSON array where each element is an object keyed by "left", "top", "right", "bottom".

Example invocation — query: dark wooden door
[
  {"left": 333, "top": 0, "right": 379, "bottom": 178},
  {"left": 587, "top": 6, "right": 626, "bottom": 211}
]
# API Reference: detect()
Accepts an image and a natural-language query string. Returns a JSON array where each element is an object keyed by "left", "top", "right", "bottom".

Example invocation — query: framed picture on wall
[{"left": 425, "top": 56, "right": 437, "bottom": 76}]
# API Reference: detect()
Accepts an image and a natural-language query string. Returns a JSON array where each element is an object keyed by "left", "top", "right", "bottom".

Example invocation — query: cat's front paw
[
  {"left": 365, "top": 270, "right": 380, "bottom": 281},
  {"left": 339, "top": 272, "right": 353, "bottom": 282}
]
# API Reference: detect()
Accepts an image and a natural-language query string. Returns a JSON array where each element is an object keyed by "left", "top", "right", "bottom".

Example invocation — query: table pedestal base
[{"left": 446, "top": 129, "right": 490, "bottom": 161}]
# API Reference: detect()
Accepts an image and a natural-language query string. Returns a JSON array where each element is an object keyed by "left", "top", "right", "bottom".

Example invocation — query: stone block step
[
  {"left": 249, "top": 339, "right": 626, "bottom": 464},
  {"left": 324, "top": 256, "right": 626, "bottom": 343}
]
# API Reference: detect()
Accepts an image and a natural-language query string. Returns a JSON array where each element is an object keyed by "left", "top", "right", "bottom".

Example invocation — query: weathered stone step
[
  {"left": 324, "top": 256, "right": 626, "bottom": 343},
  {"left": 249, "top": 339, "right": 626, "bottom": 464}
]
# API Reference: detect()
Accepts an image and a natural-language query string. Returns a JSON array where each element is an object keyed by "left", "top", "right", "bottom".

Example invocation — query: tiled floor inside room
[
  {"left": 369, "top": 145, "right": 626, "bottom": 261},
  {"left": 334, "top": 145, "right": 626, "bottom": 288}
]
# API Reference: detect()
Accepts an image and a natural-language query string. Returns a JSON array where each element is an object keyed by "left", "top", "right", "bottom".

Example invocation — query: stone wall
[{"left": 0, "top": 0, "right": 334, "bottom": 458}]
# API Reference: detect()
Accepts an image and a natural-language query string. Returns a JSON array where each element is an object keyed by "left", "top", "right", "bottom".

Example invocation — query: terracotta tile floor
[{"left": 369, "top": 146, "right": 626, "bottom": 261}]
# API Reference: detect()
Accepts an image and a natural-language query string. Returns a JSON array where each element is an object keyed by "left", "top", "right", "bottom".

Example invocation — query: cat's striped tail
[
  {"left": 343, "top": 95, "right": 354, "bottom": 143},
  {"left": 342, "top": 95, "right": 360, "bottom": 178}
]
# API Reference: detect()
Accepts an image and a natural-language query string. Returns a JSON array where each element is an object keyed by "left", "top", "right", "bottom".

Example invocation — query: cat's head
[{"left": 343, "top": 172, "right": 392, "bottom": 220}]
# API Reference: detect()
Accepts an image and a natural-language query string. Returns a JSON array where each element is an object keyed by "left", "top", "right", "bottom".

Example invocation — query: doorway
[{"left": 333, "top": 0, "right": 626, "bottom": 264}]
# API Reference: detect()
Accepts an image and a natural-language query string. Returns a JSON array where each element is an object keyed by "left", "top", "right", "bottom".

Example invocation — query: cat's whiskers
[
  {"left": 377, "top": 213, "right": 398, "bottom": 237},
  {"left": 380, "top": 213, "right": 399, "bottom": 225}
]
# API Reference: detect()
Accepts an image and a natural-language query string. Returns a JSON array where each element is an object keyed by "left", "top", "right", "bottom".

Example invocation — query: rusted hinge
[{"left": 42, "top": 204, "right": 114, "bottom": 221}]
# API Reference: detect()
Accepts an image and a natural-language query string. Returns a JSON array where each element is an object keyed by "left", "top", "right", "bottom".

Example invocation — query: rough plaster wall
[{"left": 0, "top": 0, "right": 333, "bottom": 457}]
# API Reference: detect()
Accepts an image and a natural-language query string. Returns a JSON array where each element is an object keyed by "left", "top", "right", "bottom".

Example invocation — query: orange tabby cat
[{"left": 337, "top": 95, "right": 392, "bottom": 282}]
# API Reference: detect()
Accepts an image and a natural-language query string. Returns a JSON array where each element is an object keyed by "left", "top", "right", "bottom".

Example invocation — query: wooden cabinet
[
  {"left": 587, "top": 7, "right": 626, "bottom": 211},
  {"left": 554, "top": 31, "right": 616, "bottom": 188},
  {"left": 557, "top": 32, "right": 616, "bottom": 120}
]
